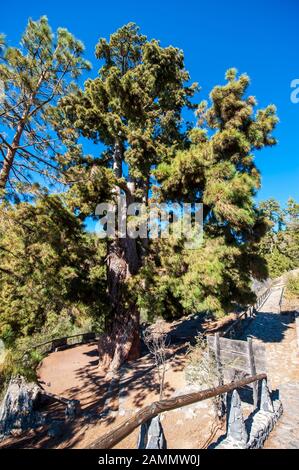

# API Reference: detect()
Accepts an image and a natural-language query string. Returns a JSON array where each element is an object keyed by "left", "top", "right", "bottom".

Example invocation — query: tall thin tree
[{"left": 0, "top": 16, "right": 90, "bottom": 199}]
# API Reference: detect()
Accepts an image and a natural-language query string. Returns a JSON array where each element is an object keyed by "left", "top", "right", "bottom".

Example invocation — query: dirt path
[
  {"left": 35, "top": 341, "right": 225, "bottom": 449},
  {"left": 37, "top": 342, "right": 107, "bottom": 413},
  {"left": 28, "top": 312, "right": 226, "bottom": 449}
]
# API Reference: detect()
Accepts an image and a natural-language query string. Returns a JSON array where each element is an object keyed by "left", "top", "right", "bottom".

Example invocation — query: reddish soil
[
  {"left": 4, "top": 296, "right": 295, "bottom": 450},
  {"left": 37, "top": 342, "right": 107, "bottom": 413}
]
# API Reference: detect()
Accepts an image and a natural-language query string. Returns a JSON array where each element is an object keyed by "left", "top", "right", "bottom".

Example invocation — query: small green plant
[
  {"left": 0, "top": 347, "right": 42, "bottom": 399},
  {"left": 286, "top": 273, "right": 299, "bottom": 298}
]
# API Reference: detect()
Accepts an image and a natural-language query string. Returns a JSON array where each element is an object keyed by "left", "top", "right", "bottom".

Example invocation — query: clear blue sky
[{"left": 1, "top": 0, "right": 298, "bottom": 206}]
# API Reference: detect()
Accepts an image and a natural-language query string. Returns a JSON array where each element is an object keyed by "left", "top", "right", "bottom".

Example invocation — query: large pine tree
[
  {"left": 57, "top": 26, "right": 278, "bottom": 374},
  {"left": 56, "top": 23, "right": 197, "bottom": 374},
  {"left": 0, "top": 21, "right": 279, "bottom": 377}
]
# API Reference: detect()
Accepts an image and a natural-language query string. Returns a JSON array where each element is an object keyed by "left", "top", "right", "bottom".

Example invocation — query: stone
[
  {"left": 137, "top": 415, "right": 167, "bottom": 449},
  {"left": 260, "top": 379, "right": 274, "bottom": 413},
  {"left": 227, "top": 390, "right": 248, "bottom": 445},
  {"left": 137, "top": 422, "right": 148, "bottom": 449},
  {"left": 47, "top": 421, "right": 64, "bottom": 438},
  {"left": 146, "top": 416, "right": 167, "bottom": 449},
  {"left": 0, "top": 375, "right": 41, "bottom": 437},
  {"left": 64, "top": 399, "right": 80, "bottom": 420}
]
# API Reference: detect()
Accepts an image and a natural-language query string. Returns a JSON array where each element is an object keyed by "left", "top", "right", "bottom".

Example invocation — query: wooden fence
[
  {"left": 22, "top": 331, "right": 99, "bottom": 358},
  {"left": 255, "top": 286, "right": 271, "bottom": 311},
  {"left": 207, "top": 333, "right": 266, "bottom": 406},
  {"left": 278, "top": 287, "right": 285, "bottom": 313},
  {"left": 222, "top": 286, "right": 271, "bottom": 338},
  {"left": 87, "top": 285, "right": 274, "bottom": 449},
  {"left": 37, "top": 389, "right": 81, "bottom": 420},
  {"left": 88, "top": 373, "right": 267, "bottom": 449}
]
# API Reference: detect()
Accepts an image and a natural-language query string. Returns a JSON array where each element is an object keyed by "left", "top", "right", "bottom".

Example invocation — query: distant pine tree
[
  {"left": 259, "top": 197, "right": 299, "bottom": 278},
  {"left": 0, "top": 17, "right": 90, "bottom": 200}
]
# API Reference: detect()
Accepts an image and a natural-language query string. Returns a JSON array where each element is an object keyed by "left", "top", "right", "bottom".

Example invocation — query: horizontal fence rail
[
  {"left": 88, "top": 373, "right": 267, "bottom": 449},
  {"left": 278, "top": 287, "right": 285, "bottom": 313},
  {"left": 22, "top": 331, "right": 99, "bottom": 358},
  {"left": 255, "top": 286, "right": 271, "bottom": 311},
  {"left": 222, "top": 286, "right": 272, "bottom": 338}
]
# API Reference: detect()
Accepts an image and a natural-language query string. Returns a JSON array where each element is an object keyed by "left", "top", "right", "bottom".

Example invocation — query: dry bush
[
  {"left": 143, "top": 320, "right": 169, "bottom": 399},
  {"left": 186, "top": 333, "right": 224, "bottom": 418}
]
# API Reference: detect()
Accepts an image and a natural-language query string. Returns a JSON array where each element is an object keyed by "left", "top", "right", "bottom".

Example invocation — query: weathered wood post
[
  {"left": 247, "top": 338, "right": 258, "bottom": 407},
  {"left": 214, "top": 333, "right": 226, "bottom": 417},
  {"left": 278, "top": 287, "right": 284, "bottom": 314}
]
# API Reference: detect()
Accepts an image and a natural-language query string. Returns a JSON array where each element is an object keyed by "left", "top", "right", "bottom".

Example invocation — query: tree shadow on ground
[{"left": 240, "top": 311, "right": 295, "bottom": 344}]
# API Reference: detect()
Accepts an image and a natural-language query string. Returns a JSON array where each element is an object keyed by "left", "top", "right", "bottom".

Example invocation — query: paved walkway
[
  {"left": 264, "top": 382, "right": 299, "bottom": 449},
  {"left": 240, "top": 284, "right": 299, "bottom": 449}
]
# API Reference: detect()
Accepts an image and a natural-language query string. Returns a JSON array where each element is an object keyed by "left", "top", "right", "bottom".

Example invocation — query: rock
[
  {"left": 137, "top": 415, "right": 167, "bottom": 449},
  {"left": 260, "top": 379, "right": 274, "bottom": 413},
  {"left": 0, "top": 375, "right": 41, "bottom": 437},
  {"left": 227, "top": 390, "right": 248, "bottom": 446},
  {"left": 47, "top": 420, "right": 64, "bottom": 438},
  {"left": 146, "top": 415, "right": 167, "bottom": 449},
  {"left": 64, "top": 400, "right": 80, "bottom": 420}
]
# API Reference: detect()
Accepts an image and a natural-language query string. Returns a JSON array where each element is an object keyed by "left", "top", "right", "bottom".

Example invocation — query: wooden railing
[
  {"left": 278, "top": 287, "right": 285, "bottom": 313},
  {"left": 22, "top": 331, "right": 98, "bottom": 358},
  {"left": 88, "top": 373, "right": 266, "bottom": 449},
  {"left": 222, "top": 286, "right": 272, "bottom": 338},
  {"left": 255, "top": 286, "right": 271, "bottom": 311},
  {"left": 37, "top": 389, "right": 81, "bottom": 419}
]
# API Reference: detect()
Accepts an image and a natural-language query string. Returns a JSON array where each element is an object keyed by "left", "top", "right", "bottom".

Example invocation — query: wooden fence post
[
  {"left": 247, "top": 338, "right": 258, "bottom": 407},
  {"left": 214, "top": 333, "right": 226, "bottom": 416}
]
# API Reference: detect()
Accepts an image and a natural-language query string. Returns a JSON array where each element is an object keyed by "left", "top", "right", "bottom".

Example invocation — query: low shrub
[{"left": 286, "top": 273, "right": 299, "bottom": 298}]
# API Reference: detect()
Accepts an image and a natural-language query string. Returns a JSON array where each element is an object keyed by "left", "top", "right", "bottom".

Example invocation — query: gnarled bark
[
  {"left": 98, "top": 140, "right": 144, "bottom": 375},
  {"left": 98, "top": 230, "right": 141, "bottom": 375}
]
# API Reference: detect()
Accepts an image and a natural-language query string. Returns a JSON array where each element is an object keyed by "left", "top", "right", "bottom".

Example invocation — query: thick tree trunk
[
  {"left": 98, "top": 140, "right": 142, "bottom": 374},
  {"left": 98, "top": 237, "right": 141, "bottom": 375}
]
